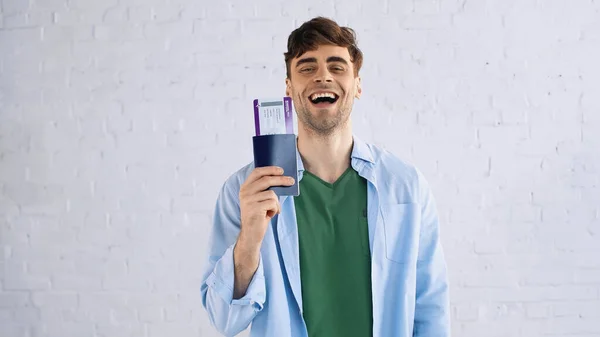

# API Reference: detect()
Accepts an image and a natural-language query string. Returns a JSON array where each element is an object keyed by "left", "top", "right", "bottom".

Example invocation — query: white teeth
[{"left": 310, "top": 92, "right": 336, "bottom": 100}]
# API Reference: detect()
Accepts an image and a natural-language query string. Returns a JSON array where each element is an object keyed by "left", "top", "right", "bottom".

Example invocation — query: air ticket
[{"left": 253, "top": 97, "right": 294, "bottom": 136}]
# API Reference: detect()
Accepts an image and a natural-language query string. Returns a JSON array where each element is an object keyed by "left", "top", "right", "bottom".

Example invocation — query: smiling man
[{"left": 200, "top": 17, "right": 450, "bottom": 337}]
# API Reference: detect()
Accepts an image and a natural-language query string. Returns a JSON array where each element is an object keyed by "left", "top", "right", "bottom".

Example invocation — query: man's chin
[{"left": 308, "top": 104, "right": 339, "bottom": 116}]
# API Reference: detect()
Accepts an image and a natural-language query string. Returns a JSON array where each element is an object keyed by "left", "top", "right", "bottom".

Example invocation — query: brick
[
  {"left": 150, "top": 3, "right": 184, "bottom": 22},
  {"left": 102, "top": 4, "right": 128, "bottom": 23},
  {"left": 231, "top": 2, "right": 258, "bottom": 18},
  {"left": 462, "top": 270, "right": 519, "bottom": 288},
  {"left": 139, "top": 306, "right": 164, "bottom": 322},
  {"left": 3, "top": 13, "right": 28, "bottom": 28},
  {"left": 414, "top": 0, "right": 441, "bottom": 14},
  {"left": 26, "top": 10, "right": 53, "bottom": 25},
  {"left": 95, "top": 323, "right": 147, "bottom": 337},
  {"left": 52, "top": 10, "right": 83, "bottom": 25},
  {"left": 553, "top": 301, "right": 600, "bottom": 318},
  {"left": 478, "top": 125, "right": 530, "bottom": 154},
  {"left": 179, "top": 2, "right": 205, "bottom": 20},
  {"left": 456, "top": 320, "right": 521, "bottom": 337},
  {"left": 0, "top": 308, "right": 13, "bottom": 321},
  {"left": 78, "top": 292, "right": 127, "bottom": 321},
  {"left": 480, "top": 302, "right": 526, "bottom": 320},
  {"left": 42, "top": 25, "right": 94, "bottom": 44},
  {"left": 51, "top": 273, "right": 103, "bottom": 291},
  {"left": 519, "top": 269, "right": 575, "bottom": 286},
  {"left": 8, "top": 244, "right": 62, "bottom": 262},
  {"left": 93, "top": 23, "right": 144, "bottom": 41},
  {"left": 4, "top": 262, "right": 52, "bottom": 290},
  {"left": 544, "top": 316, "right": 600, "bottom": 335},
  {"left": 0, "top": 292, "right": 31, "bottom": 308},
  {"left": 0, "top": 195, "right": 22, "bottom": 216},
  {"left": 40, "top": 321, "right": 97, "bottom": 337},
  {"left": 13, "top": 307, "right": 41, "bottom": 323},
  {"left": 109, "top": 308, "right": 137, "bottom": 324},
  {"left": 102, "top": 271, "right": 153, "bottom": 292},
  {"left": 402, "top": 12, "right": 453, "bottom": 30},
  {"left": 437, "top": 150, "right": 489, "bottom": 180},
  {"left": 126, "top": 292, "right": 177, "bottom": 307},
  {"left": 31, "top": 292, "right": 78, "bottom": 309},
  {"left": 67, "top": 0, "right": 118, "bottom": 10},
  {"left": 454, "top": 304, "right": 480, "bottom": 321},
  {"left": 3, "top": 182, "right": 66, "bottom": 215},
  {"left": 75, "top": 226, "right": 131, "bottom": 250},
  {"left": 0, "top": 323, "right": 30, "bottom": 337},
  {"left": 163, "top": 305, "right": 193, "bottom": 323},
  {"left": 574, "top": 269, "right": 600, "bottom": 285},
  {"left": 526, "top": 303, "right": 551, "bottom": 318},
  {"left": 144, "top": 20, "right": 192, "bottom": 39},
  {"left": 195, "top": 18, "right": 241, "bottom": 37},
  {"left": 505, "top": 232, "right": 555, "bottom": 255},
  {"left": 510, "top": 204, "right": 542, "bottom": 223},
  {"left": 127, "top": 5, "right": 153, "bottom": 22},
  {"left": 554, "top": 232, "right": 600, "bottom": 253},
  {"left": 473, "top": 236, "right": 504, "bottom": 255},
  {"left": 146, "top": 322, "right": 200, "bottom": 337},
  {"left": 2, "top": 0, "right": 31, "bottom": 14}
]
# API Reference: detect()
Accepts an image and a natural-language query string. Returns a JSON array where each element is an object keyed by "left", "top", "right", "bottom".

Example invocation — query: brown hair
[{"left": 284, "top": 17, "right": 363, "bottom": 79}]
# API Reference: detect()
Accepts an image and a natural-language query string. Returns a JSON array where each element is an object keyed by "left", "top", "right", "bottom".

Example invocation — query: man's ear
[
  {"left": 355, "top": 76, "right": 362, "bottom": 99},
  {"left": 285, "top": 78, "right": 292, "bottom": 97}
]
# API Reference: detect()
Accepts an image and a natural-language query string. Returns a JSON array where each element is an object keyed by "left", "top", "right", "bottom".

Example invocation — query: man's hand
[{"left": 233, "top": 166, "right": 295, "bottom": 299}]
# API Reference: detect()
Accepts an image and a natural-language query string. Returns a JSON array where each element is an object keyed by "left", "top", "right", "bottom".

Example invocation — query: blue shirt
[{"left": 200, "top": 135, "right": 451, "bottom": 337}]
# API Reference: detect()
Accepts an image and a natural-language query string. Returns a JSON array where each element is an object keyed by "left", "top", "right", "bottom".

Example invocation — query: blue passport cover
[{"left": 252, "top": 134, "right": 299, "bottom": 196}]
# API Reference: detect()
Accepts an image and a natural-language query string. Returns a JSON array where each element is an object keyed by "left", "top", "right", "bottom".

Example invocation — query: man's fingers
[
  {"left": 257, "top": 198, "right": 280, "bottom": 216},
  {"left": 248, "top": 176, "right": 295, "bottom": 194},
  {"left": 245, "top": 166, "right": 284, "bottom": 185},
  {"left": 249, "top": 190, "right": 278, "bottom": 203},
  {"left": 242, "top": 175, "right": 294, "bottom": 196}
]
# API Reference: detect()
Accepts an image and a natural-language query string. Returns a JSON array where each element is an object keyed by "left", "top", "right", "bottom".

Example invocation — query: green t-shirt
[{"left": 294, "top": 166, "right": 373, "bottom": 337}]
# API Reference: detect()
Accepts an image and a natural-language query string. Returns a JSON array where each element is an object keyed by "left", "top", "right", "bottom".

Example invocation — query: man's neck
[{"left": 297, "top": 125, "right": 354, "bottom": 184}]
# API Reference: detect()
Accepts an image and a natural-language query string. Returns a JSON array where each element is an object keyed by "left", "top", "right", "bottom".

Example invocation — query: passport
[{"left": 252, "top": 133, "right": 299, "bottom": 196}]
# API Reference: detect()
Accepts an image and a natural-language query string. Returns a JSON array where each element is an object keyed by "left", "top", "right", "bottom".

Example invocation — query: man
[{"left": 200, "top": 17, "right": 450, "bottom": 337}]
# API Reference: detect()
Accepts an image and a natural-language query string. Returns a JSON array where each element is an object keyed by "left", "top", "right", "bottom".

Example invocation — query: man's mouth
[{"left": 308, "top": 91, "right": 339, "bottom": 106}]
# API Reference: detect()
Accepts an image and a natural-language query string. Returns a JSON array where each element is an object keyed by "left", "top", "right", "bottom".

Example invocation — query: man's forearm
[{"left": 232, "top": 236, "right": 261, "bottom": 299}]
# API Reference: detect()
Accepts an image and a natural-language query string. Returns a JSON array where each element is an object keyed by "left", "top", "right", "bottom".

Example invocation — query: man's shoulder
[
  {"left": 366, "top": 142, "right": 422, "bottom": 182},
  {"left": 364, "top": 141, "right": 430, "bottom": 202}
]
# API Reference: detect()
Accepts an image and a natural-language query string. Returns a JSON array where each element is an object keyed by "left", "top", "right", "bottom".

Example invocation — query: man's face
[{"left": 286, "top": 44, "right": 362, "bottom": 136}]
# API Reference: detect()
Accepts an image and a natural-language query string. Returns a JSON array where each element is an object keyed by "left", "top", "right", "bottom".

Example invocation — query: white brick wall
[{"left": 1, "top": 0, "right": 599, "bottom": 336}]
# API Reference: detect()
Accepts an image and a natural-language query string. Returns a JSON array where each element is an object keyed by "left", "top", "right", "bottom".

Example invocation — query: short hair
[{"left": 284, "top": 17, "right": 363, "bottom": 78}]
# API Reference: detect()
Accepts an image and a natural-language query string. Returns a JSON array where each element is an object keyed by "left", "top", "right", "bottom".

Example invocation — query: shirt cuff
[{"left": 205, "top": 243, "right": 266, "bottom": 311}]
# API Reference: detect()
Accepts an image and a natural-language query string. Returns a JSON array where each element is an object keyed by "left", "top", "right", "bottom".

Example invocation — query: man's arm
[
  {"left": 200, "top": 166, "right": 291, "bottom": 336},
  {"left": 233, "top": 233, "right": 262, "bottom": 299},
  {"left": 413, "top": 170, "right": 451, "bottom": 336},
  {"left": 200, "top": 177, "right": 266, "bottom": 336}
]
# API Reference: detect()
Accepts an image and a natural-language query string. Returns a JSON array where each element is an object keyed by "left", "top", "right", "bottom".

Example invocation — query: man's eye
[
  {"left": 300, "top": 67, "right": 314, "bottom": 72},
  {"left": 331, "top": 66, "right": 344, "bottom": 71}
]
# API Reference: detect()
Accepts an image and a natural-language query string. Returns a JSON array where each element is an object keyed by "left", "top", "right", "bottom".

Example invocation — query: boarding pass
[{"left": 253, "top": 97, "right": 294, "bottom": 136}]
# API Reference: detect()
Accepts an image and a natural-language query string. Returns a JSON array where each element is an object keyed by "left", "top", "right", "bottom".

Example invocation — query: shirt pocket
[{"left": 381, "top": 203, "right": 421, "bottom": 264}]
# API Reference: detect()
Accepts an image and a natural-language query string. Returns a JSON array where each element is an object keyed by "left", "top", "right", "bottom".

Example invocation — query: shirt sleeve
[
  {"left": 413, "top": 170, "right": 451, "bottom": 337},
  {"left": 200, "top": 175, "right": 266, "bottom": 336}
]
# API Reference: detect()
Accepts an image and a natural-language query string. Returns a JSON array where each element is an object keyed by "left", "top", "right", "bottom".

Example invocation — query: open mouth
[{"left": 309, "top": 92, "right": 339, "bottom": 106}]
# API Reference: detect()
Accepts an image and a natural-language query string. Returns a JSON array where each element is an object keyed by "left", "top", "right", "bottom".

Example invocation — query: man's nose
[{"left": 313, "top": 68, "right": 333, "bottom": 83}]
